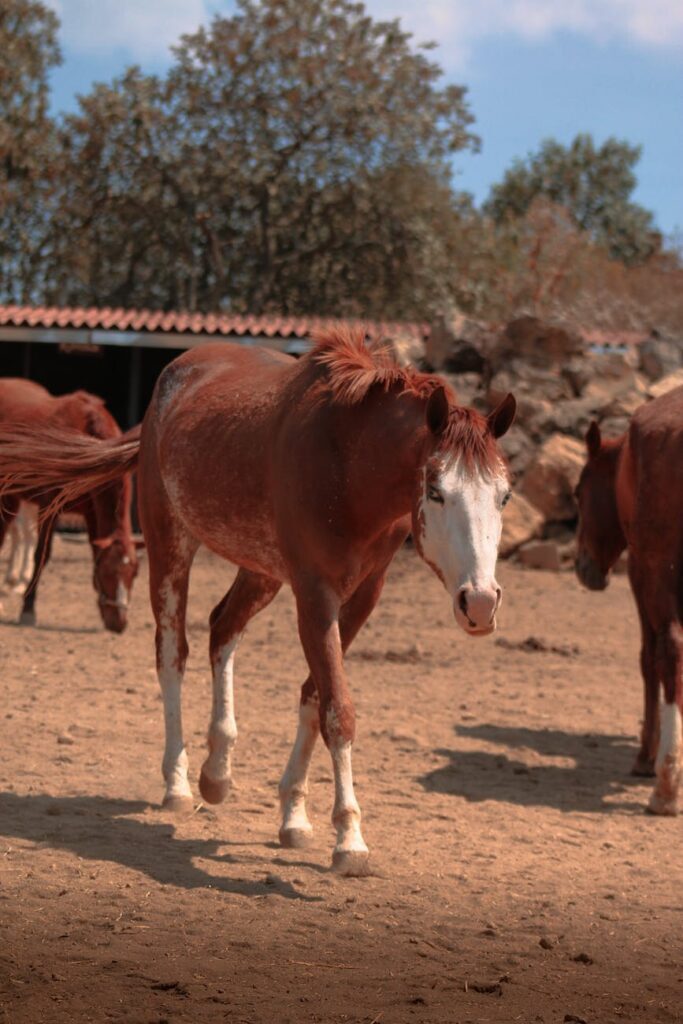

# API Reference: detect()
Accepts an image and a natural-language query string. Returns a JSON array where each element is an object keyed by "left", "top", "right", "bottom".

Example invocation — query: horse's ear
[
  {"left": 488, "top": 393, "right": 516, "bottom": 439},
  {"left": 425, "top": 386, "right": 450, "bottom": 437},
  {"left": 586, "top": 420, "right": 602, "bottom": 458}
]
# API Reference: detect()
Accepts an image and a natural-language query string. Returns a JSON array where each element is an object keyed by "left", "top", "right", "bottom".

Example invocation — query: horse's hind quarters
[{"left": 454, "top": 583, "right": 501, "bottom": 636}]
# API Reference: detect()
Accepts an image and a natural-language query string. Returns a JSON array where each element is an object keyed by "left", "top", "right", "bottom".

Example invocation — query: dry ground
[{"left": 0, "top": 539, "right": 681, "bottom": 1024}]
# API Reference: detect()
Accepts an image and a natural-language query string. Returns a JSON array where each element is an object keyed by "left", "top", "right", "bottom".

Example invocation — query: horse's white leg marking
[
  {"left": 279, "top": 697, "right": 319, "bottom": 846},
  {"left": 199, "top": 637, "right": 238, "bottom": 803},
  {"left": 649, "top": 701, "right": 682, "bottom": 815},
  {"left": 3, "top": 517, "right": 21, "bottom": 590},
  {"left": 17, "top": 504, "right": 38, "bottom": 590},
  {"left": 327, "top": 708, "right": 368, "bottom": 871},
  {"left": 157, "top": 581, "right": 192, "bottom": 807}
]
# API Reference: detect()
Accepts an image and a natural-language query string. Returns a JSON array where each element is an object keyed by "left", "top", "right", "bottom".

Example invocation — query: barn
[{"left": 0, "top": 305, "right": 427, "bottom": 429}]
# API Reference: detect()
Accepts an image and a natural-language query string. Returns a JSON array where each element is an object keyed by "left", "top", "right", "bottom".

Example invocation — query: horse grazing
[
  {"left": 575, "top": 384, "right": 683, "bottom": 815},
  {"left": 0, "top": 378, "right": 139, "bottom": 632},
  {"left": 0, "top": 328, "right": 516, "bottom": 873}
]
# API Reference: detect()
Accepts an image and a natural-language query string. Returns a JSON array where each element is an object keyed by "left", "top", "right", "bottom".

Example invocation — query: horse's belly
[{"left": 186, "top": 504, "right": 289, "bottom": 582}]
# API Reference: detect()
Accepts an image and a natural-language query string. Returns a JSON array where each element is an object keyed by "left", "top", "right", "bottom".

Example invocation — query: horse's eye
[
  {"left": 501, "top": 491, "right": 512, "bottom": 508},
  {"left": 427, "top": 485, "right": 444, "bottom": 504}
]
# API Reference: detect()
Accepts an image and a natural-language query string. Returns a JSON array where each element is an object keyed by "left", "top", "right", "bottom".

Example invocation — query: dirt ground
[{"left": 0, "top": 538, "right": 681, "bottom": 1024}]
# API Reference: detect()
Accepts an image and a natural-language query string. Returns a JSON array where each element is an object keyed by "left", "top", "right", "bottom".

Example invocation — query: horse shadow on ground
[
  {"left": 0, "top": 792, "right": 320, "bottom": 901},
  {"left": 420, "top": 723, "right": 650, "bottom": 814}
]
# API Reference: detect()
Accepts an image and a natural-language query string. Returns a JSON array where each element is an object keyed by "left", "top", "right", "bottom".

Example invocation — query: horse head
[
  {"left": 411, "top": 388, "right": 516, "bottom": 637},
  {"left": 574, "top": 421, "right": 627, "bottom": 591},
  {"left": 92, "top": 534, "right": 142, "bottom": 633}
]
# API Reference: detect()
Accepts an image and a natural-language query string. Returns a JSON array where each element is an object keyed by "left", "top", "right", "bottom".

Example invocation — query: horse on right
[{"left": 575, "top": 384, "right": 683, "bottom": 815}]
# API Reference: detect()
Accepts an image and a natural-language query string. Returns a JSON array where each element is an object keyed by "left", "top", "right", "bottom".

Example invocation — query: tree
[
  {"left": 0, "top": 0, "right": 61, "bottom": 302},
  {"left": 483, "top": 134, "right": 659, "bottom": 265},
  {"left": 42, "top": 0, "right": 478, "bottom": 316}
]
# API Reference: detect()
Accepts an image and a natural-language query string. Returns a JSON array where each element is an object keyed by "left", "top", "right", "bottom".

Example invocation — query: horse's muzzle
[
  {"left": 575, "top": 550, "right": 609, "bottom": 591},
  {"left": 454, "top": 585, "right": 500, "bottom": 636}
]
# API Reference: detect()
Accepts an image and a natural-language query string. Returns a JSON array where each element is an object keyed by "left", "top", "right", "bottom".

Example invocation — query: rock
[
  {"left": 443, "top": 371, "right": 482, "bottom": 409},
  {"left": 493, "top": 316, "right": 585, "bottom": 369},
  {"left": 638, "top": 332, "right": 683, "bottom": 381},
  {"left": 519, "top": 434, "right": 585, "bottom": 522},
  {"left": 528, "top": 396, "right": 601, "bottom": 441},
  {"left": 596, "top": 415, "right": 629, "bottom": 439},
  {"left": 487, "top": 367, "right": 573, "bottom": 409},
  {"left": 517, "top": 540, "right": 562, "bottom": 572},
  {"left": 426, "top": 313, "right": 493, "bottom": 373},
  {"left": 389, "top": 331, "right": 426, "bottom": 368},
  {"left": 499, "top": 429, "right": 536, "bottom": 478},
  {"left": 583, "top": 353, "right": 648, "bottom": 405},
  {"left": 648, "top": 369, "right": 683, "bottom": 400},
  {"left": 499, "top": 493, "right": 544, "bottom": 557}
]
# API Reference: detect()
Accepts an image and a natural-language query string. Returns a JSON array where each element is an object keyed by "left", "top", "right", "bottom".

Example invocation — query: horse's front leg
[{"left": 293, "top": 576, "right": 369, "bottom": 876}]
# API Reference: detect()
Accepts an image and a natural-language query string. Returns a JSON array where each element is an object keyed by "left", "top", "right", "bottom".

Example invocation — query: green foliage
[
  {"left": 484, "top": 134, "right": 659, "bottom": 266},
  {"left": 41, "top": 0, "right": 477, "bottom": 316},
  {"left": 0, "top": 0, "right": 61, "bottom": 302}
]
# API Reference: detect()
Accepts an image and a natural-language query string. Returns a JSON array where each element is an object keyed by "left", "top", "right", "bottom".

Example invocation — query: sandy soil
[{"left": 0, "top": 538, "right": 681, "bottom": 1024}]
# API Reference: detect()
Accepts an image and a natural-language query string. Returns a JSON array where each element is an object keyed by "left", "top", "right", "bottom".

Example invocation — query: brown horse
[
  {"left": 0, "top": 328, "right": 516, "bottom": 873},
  {"left": 0, "top": 378, "right": 139, "bottom": 632},
  {"left": 575, "top": 384, "right": 683, "bottom": 815}
]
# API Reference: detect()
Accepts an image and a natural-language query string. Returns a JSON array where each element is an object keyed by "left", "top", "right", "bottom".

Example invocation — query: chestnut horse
[
  {"left": 0, "top": 378, "right": 139, "bottom": 632},
  {"left": 0, "top": 328, "right": 516, "bottom": 873},
  {"left": 575, "top": 384, "right": 683, "bottom": 815}
]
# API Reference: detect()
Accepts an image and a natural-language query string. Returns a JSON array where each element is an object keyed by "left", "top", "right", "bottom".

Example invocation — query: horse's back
[{"left": 0, "top": 378, "right": 53, "bottom": 423}]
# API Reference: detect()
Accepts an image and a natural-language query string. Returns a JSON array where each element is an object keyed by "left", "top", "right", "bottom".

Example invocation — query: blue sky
[{"left": 47, "top": 0, "right": 682, "bottom": 236}]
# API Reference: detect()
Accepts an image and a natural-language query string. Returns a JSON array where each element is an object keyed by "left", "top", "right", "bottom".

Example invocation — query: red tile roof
[{"left": 0, "top": 305, "right": 428, "bottom": 341}]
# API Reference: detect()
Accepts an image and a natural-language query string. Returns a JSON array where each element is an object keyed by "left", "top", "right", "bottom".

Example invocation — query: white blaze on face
[{"left": 418, "top": 457, "right": 509, "bottom": 635}]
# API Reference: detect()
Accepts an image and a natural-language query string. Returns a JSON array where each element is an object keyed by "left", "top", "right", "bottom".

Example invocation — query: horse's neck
[
  {"left": 88, "top": 476, "right": 133, "bottom": 543},
  {"left": 335, "top": 391, "right": 427, "bottom": 531}
]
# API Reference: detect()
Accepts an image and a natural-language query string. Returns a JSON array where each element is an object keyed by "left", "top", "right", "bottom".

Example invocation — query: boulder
[
  {"left": 493, "top": 316, "right": 585, "bottom": 369},
  {"left": 498, "top": 428, "right": 536, "bottom": 478},
  {"left": 389, "top": 331, "right": 426, "bottom": 368},
  {"left": 519, "top": 433, "right": 585, "bottom": 522},
  {"left": 516, "top": 540, "right": 562, "bottom": 572},
  {"left": 648, "top": 369, "right": 683, "bottom": 400},
  {"left": 583, "top": 353, "right": 648, "bottom": 405},
  {"left": 638, "top": 332, "right": 683, "bottom": 381},
  {"left": 443, "top": 371, "right": 482, "bottom": 409},
  {"left": 499, "top": 493, "right": 544, "bottom": 558},
  {"left": 426, "top": 313, "right": 493, "bottom": 373}
]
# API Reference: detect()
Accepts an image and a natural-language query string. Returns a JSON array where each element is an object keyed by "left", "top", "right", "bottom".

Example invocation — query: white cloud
[
  {"left": 48, "top": 0, "right": 683, "bottom": 67},
  {"left": 48, "top": 0, "right": 209, "bottom": 60},
  {"left": 365, "top": 0, "right": 683, "bottom": 68}
]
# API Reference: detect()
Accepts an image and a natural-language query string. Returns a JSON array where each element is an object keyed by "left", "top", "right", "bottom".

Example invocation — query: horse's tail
[{"left": 0, "top": 423, "right": 141, "bottom": 522}]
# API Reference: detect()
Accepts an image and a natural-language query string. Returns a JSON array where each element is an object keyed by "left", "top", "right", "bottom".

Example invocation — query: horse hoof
[
  {"left": 646, "top": 793, "right": 679, "bottom": 816},
  {"left": 331, "top": 849, "right": 372, "bottom": 877},
  {"left": 631, "top": 756, "right": 656, "bottom": 777},
  {"left": 198, "top": 769, "right": 231, "bottom": 805},
  {"left": 279, "top": 826, "right": 314, "bottom": 850},
  {"left": 161, "top": 794, "right": 195, "bottom": 815},
  {"left": 18, "top": 610, "right": 36, "bottom": 627}
]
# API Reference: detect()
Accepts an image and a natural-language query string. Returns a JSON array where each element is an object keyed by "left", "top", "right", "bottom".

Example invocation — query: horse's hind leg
[
  {"left": 147, "top": 527, "right": 198, "bottom": 812},
  {"left": 16, "top": 503, "right": 38, "bottom": 593},
  {"left": 18, "top": 514, "right": 54, "bottom": 627},
  {"left": 279, "top": 569, "right": 387, "bottom": 851},
  {"left": 199, "top": 569, "right": 281, "bottom": 805},
  {"left": 648, "top": 623, "right": 682, "bottom": 815}
]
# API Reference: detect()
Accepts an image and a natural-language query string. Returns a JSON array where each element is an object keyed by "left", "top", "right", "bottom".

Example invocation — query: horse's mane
[{"left": 311, "top": 324, "right": 502, "bottom": 472}]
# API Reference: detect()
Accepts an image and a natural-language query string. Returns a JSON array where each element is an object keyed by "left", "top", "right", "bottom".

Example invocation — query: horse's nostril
[{"left": 458, "top": 589, "right": 469, "bottom": 615}]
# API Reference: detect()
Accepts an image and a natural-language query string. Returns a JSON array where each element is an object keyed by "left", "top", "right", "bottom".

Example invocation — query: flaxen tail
[{"left": 0, "top": 423, "right": 140, "bottom": 521}]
